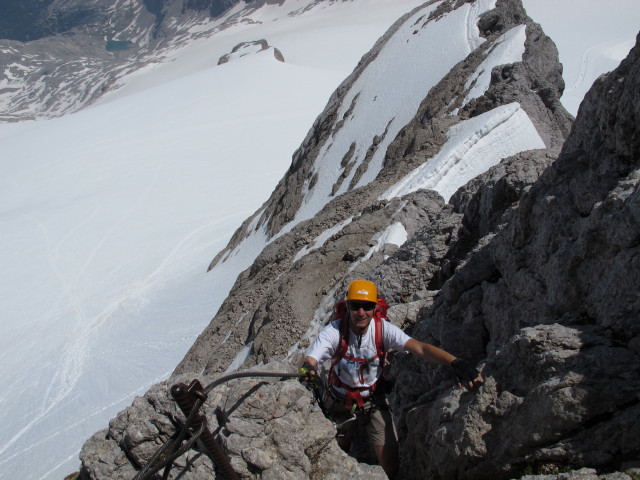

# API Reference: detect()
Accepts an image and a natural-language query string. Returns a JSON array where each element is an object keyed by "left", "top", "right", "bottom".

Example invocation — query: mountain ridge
[
  {"left": 175, "top": 0, "right": 573, "bottom": 376},
  {"left": 79, "top": 10, "right": 640, "bottom": 475}
]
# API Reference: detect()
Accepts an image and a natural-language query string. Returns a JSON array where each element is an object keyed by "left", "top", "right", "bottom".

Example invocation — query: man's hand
[
  {"left": 299, "top": 362, "right": 319, "bottom": 385},
  {"left": 450, "top": 359, "right": 483, "bottom": 389}
]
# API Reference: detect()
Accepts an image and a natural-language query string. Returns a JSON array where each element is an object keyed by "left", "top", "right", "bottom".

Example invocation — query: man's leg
[
  {"left": 374, "top": 445, "right": 399, "bottom": 480},
  {"left": 367, "top": 407, "right": 400, "bottom": 479},
  {"left": 335, "top": 417, "right": 356, "bottom": 452}
]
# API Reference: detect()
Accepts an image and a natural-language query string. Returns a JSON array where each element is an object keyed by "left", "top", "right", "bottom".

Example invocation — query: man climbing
[{"left": 299, "top": 279, "right": 483, "bottom": 480}]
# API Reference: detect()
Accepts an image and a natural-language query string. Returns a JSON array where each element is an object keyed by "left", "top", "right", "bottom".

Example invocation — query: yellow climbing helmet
[{"left": 346, "top": 280, "right": 378, "bottom": 303}]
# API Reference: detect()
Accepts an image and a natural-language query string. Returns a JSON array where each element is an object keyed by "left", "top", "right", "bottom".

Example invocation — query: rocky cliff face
[
  {"left": 389, "top": 31, "right": 640, "bottom": 478},
  {"left": 80, "top": 362, "right": 389, "bottom": 480},
  {"left": 77, "top": 0, "right": 640, "bottom": 479}
]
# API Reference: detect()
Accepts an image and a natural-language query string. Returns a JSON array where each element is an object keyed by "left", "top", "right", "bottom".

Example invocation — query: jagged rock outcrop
[
  {"left": 78, "top": 1, "right": 639, "bottom": 479},
  {"left": 388, "top": 32, "right": 640, "bottom": 479},
  {"left": 217, "top": 39, "right": 284, "bottom": 64},
  {"left": 80, "top": 362, "right": 388, "bottom": 480}
]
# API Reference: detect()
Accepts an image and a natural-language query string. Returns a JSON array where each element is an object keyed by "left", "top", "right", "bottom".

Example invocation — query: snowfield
[{"left": 381, "top": 103, "right": 546, "bottom": 203}]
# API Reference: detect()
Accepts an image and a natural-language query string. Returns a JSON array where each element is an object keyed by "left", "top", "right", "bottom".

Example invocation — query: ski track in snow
[
  {"left": 465, "top": 0, "right": 496, "bottom": 52},
  {"left": 568, "top": 35, "right": 632, "bottom": 93},
  {"left": 0, "top": 369, "right": 173, "bottom": 477},
  {"left": 43, "top": 161, "right": 166, "bottom": 420},
  {"left": 0, "top": 152, "right": 234, "bottom": 461}
]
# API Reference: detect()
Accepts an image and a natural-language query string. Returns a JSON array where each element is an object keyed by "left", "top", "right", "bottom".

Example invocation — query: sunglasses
[{"left": 348, "top": 301, "right": 377, "bottom": 311}]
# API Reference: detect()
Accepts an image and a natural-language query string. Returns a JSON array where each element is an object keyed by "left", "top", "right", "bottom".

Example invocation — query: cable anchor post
[{"left": 170, "top": 379, "right": 240, "bottom": 480}]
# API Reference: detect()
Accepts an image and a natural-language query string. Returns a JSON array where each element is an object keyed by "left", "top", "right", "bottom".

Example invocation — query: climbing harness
[
  {"left": 133, "top": 370, "right": 305, "bottom": 480},
  {"left": 327, "top": 314, "right": 387, "bottom": 411}
]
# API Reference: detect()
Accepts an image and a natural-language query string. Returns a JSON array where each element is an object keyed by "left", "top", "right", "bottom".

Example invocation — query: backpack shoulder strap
[
  {"left": 338, "top": 315, "right": 350, "bottom": 355},
  {"left": 375, "top": 295, "right": 388, "bottom": 319},
  {"left": 330, "top": 316, "right": 350, "bottom": 366},
  {"left": 373, "top": 316, "right": 385, "bottom": 364}
]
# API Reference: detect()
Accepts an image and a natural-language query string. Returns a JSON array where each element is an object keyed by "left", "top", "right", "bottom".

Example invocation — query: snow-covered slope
[
  {"left": 0, "top": 0, "right": 638, "bottom": 479},
  {"left": 0, "top": 2, "right": 429, "bottom": 479},
  {"left": 292, "top": 0, "right": 498, "bottom": 224},
  {"left": 207, "top": 0, "right": 545, "bottom": 271},
  {"left": 524, "top": 0, "right": 640, "bottom": 116},
  {"left": 380, "top": 103, "right": 545, "bottom": 202}
]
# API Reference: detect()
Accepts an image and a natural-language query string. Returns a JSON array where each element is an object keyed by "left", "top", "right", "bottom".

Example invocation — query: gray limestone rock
[
  {"left": 390, "top": 32, "right": 640, "bottom": 479},
  {"left": 217, "top": 39, "right": 285, "bottom": 65},
  {"left": 80, "top": 362, "right": 388, "bottom": 479}
]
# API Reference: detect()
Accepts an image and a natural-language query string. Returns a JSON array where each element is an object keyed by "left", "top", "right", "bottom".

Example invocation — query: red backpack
[{"left": 328, "top": 296, "right": 389, "bottom": 410}]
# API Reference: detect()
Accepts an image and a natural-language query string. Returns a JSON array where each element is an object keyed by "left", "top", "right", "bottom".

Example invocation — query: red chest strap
[{"left": 328, "top": 316, "right": 386, "bottom": 409}]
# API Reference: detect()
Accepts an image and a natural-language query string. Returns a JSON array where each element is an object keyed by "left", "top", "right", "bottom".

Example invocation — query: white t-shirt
[{"left": 306, "top": 318, "right": 411, "bottom": 397}]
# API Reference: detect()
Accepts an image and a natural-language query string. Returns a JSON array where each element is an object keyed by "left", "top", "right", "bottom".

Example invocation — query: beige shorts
[
  {"left": 325, "top": 390, "right": 398, "bottom": 447},
  {"left": 366, "top": 406, "right": 398, "bottom": 447}
]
